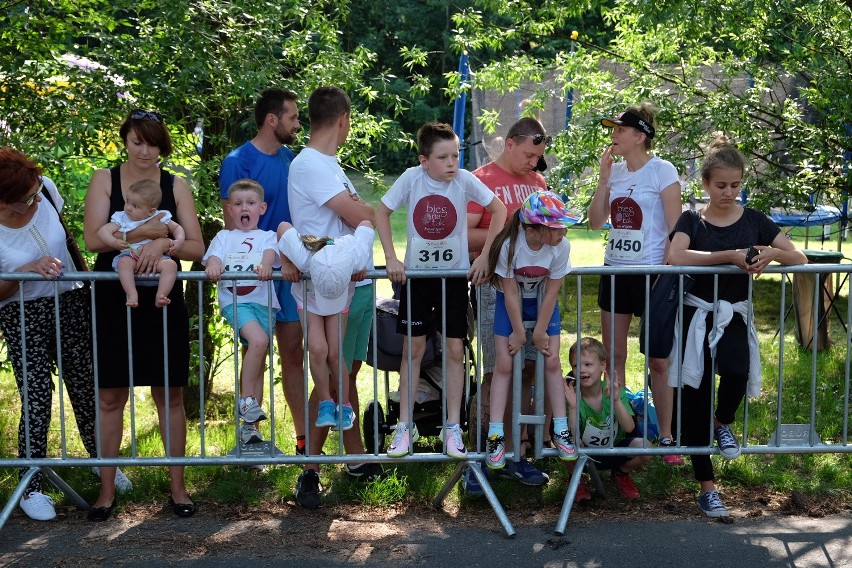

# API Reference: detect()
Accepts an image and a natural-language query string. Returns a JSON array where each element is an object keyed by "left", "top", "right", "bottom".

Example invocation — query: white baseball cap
[{"left": 309, "top": 241, "right": 356, "bottom": 316}]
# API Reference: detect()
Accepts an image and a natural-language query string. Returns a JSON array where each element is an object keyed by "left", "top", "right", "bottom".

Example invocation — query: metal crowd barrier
[{"left": 0, "top": 263, "right": 849, "bottom": 537}]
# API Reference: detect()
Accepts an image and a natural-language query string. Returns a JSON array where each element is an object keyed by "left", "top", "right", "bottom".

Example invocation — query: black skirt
[
  {"left": 91, "top": 166, "right": 190, "bottom": 388},
  {"left": 91, "top": 277, "right": 190, "bottom": 388}
]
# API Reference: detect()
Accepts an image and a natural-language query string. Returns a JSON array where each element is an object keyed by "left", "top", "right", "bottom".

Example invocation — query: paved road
[{"left": 2, "top": 506, "right": 851, "bottom": 567}]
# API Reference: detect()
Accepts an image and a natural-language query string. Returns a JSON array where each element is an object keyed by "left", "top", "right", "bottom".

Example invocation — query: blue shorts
[
  {"left": 274, "top": 280, "right": 299, "bottom": 323},
  {"left": 221, "top": 301, "right": 274, "bottom": 346},
  {"left": 493, "top": 291, "right": 560, "bottom": 337}
]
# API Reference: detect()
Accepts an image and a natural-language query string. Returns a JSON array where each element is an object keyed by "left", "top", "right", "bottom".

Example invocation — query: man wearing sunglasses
[
  {"left": 219, "top": 88, "right": 307, "bottom": 458},
  {"left": 464, "top": 117, "right": 552, "bottom": 493}
]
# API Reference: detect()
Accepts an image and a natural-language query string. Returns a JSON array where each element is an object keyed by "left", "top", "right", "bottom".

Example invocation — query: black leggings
[
  {"left": 0, "top": 287, "right": 98, "bottom": 494},
  {"left": 674, "top": 309, "right": 749, "bottom": 482}
]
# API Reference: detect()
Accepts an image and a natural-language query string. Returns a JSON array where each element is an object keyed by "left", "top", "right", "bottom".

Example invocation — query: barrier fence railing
[{"left": 0, "top": 263, "right": 850, "bottom": 537}]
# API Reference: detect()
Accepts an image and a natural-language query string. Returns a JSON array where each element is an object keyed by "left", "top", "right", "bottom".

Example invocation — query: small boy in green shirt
[{"left": 565, "top": 337, "right": 651, "bottom": 500}]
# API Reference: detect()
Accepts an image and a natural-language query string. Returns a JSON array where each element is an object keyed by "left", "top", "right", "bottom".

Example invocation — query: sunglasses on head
[
  {"left": 17, "top": 177, "right": 44, "bottom": 208},
  {"left": 130, "top": 109, "right": 163, "bottom": 123},
  {"left": 514, "top": 133, "right": 552, "bottom": 146}
]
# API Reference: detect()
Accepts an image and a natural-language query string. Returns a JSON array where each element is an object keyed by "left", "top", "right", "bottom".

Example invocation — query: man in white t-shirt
[{"left": 287, "top": 86, "right": 376, "bottom": 508}]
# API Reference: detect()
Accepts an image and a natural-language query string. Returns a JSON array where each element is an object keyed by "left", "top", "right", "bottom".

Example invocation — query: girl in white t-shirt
[
  {"left": 484, "top": 190, "right": 579, "bottom": 469},
  {"left": 277, "top": 219, "right": 374, "bottom": 432}
]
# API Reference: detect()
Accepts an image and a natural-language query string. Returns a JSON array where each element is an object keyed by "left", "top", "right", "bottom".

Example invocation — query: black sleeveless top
[{"left": 92, "top": 166, "right": 189, "bottom": 388}]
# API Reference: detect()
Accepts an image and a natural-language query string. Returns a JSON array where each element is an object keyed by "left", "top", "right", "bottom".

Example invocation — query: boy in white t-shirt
[
  {"left": 96, "top": 178, "right": 185, "bottom": 308},
  {"left": 376, "top": 122, "right": 507, "bottom": 459},
  {"left": 203, "top": 179, "right": 281, "bottom": 445}
]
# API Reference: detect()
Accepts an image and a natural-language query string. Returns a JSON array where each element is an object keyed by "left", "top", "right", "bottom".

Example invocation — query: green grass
[{"left": 2, "top": 182, "right": 852, "bottom": 513}]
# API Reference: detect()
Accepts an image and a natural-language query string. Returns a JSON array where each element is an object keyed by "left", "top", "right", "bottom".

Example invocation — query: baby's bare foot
[
  {"left": 126, "top": 295, "right": 139, "bottom": 308},
  {"left": 155, "top": 294, "right": 171, "bottom": 308}
]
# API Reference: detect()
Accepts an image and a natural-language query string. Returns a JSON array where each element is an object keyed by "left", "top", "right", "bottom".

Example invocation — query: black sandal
[
  {"left": 87, "top": 498, "right": 117, "bottom": 522},
  {"left": 169, "top": 496, "right": 197, "bottom": 518}
]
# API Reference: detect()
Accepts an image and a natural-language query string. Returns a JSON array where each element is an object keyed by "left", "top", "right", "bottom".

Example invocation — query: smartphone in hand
[{"left": 745, "top": 246, "right": 759, "bottom": 265}]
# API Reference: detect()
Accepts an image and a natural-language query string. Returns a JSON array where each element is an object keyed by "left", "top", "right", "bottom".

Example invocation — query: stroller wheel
[{"left": 363, "top": 400, "right": 387, "bottom": 455}]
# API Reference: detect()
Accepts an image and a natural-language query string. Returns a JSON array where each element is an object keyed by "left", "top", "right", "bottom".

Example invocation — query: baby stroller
[{"left": 362, "top": 296, "right": 477, "bottom": 454}]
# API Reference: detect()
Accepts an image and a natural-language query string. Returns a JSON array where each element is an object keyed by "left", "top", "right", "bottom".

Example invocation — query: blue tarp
[{"left": 769, "top": 205, "right": 843, "bottom": 227}]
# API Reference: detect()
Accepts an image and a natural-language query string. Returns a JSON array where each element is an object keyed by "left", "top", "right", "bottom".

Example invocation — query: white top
[
  {"left": 0, "top": 177, "right": 81, "bottom": 308},
  {"left": 668, "top": 293, "right": 761, "bottom": 398},
  {"left": 382, "top": 166, "right": 495, "bottom": 270},
  {"left": 288, "top": 147, "right": 357, "bottom": 239},
  {"left": 109, "top": 209, "right": 173, "bottom": 247},
  {"left": 287, "top": 147, "right": 373, "bottom": 287},
  {"left": 203, "top": 229, "right": 281, "bottom": 310},
  {"left": 604, "top": 156, "right": 679, "bottom": 266},
  {"left": 494, "top": 231, "right": 571, "bottom": 299},
  {"left": 278, "top": 225, "right": 375, "bottom": 315}
]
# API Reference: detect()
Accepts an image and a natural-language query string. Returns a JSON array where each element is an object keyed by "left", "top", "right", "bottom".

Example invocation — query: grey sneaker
[
  {"left": 697, "top": 489, "right": 730, "bottom": 517},
  {"left": 240, "top": 423, "right": 263, "bottom": 444},
  {"left": 239, "top": 396, "right": 268, "bottom": 423},
  {"left": 92, "top": 466, "right": 133, "bottom": 494},
  {"left": 714, "top": 424, "right": 742, "bottom": 459}
]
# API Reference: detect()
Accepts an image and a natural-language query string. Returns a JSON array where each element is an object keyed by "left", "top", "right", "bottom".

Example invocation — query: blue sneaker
[
  {"left": 697, "top": 489, "right": 730, "bottom": 517},
  {"left": 462, "top": 462, "right": 488, "bottom": 497},
  {"left": 331, "top": 405, "right": 355, "bottom": 431},
  {"left": 316, "top": 400, "right": 337, "bottom": 428},
  {"left": 495, "top": 458, "right": 550, "bottom": 486}
]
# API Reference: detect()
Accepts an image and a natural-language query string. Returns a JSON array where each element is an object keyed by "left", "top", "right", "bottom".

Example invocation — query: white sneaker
[
  {"left": 444, "top": 425, "right": 468, "bottom": 459},
  {"left": 20, "top": 492, "right": 56, "bottom": 521},
  {"left": 387, "top": 423, "right": 420, "bottom": 458},
  {"left": 92, "top": 466, "right": 133, "bottom": 494}
]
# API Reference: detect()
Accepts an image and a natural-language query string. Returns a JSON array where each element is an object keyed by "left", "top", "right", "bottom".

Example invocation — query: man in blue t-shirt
[{"left": 219, "top": 88, "right": 306, "bottom": 455}]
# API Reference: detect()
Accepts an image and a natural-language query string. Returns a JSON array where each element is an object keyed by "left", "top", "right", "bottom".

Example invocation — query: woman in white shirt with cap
[{"left": 587, "top": 101, "right": 684, "bottom": 465}]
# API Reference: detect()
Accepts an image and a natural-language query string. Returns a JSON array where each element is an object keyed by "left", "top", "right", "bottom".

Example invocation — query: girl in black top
[{"left": 668, "top": 134, "right": 806, "bottom": 518}]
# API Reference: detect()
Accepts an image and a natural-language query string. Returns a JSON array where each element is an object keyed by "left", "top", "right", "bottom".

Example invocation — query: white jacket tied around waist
[{"left": 667, "top": 293, "right": 762, "bottom": 398}]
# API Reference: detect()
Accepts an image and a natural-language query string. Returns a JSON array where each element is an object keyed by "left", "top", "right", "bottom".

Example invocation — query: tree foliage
[
  {"left": 0, "top": 0, "right": 424, "bottom": 409},
  {"left": 3, "top": 0, "right": 852, "bottom": 403},
  {"left": 449, "top": 0, "right": 852, "bottom": 213}
]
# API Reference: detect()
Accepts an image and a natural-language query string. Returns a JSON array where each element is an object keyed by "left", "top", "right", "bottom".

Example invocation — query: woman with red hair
[{"left": 0, "top": 147, "right": 98, "bottom": 521}]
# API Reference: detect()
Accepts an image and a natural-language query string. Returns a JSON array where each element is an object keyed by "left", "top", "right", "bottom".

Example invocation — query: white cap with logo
[{"left": 309, "top": 241, "right": 356, "bottom": 316}]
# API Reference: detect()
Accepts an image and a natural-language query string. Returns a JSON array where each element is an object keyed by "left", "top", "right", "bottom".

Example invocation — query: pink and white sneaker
[{"left": 387, "top": 423, "right": 419, "bottom": 458}]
